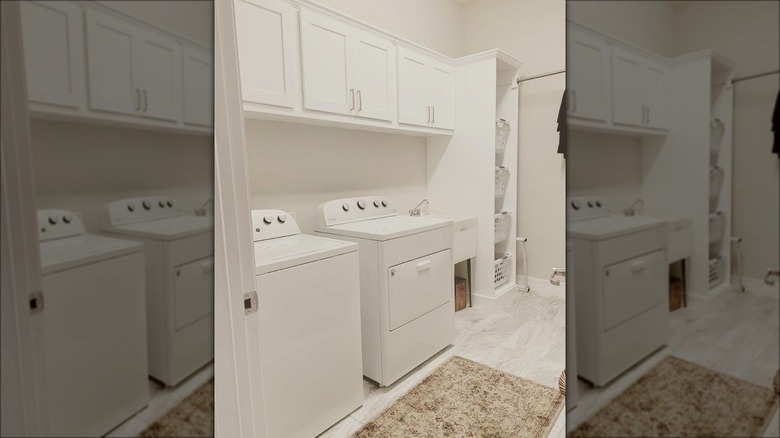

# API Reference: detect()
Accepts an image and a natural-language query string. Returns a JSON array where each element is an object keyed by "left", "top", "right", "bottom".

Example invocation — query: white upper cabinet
[
  {"left": 300, "top": 9, "right": 396, "bottom": 122},
  {"left": 85, "top": 9, "right": 139, "bottom": 116},
  {"left": 397, "top": 47, "right": 455, "bottom": 130},
  {"left": 134, "top": 30, "right": 181, "bottom": 122},
  {"left": 182, "top": 47, "right": 214, "bottom": 127},
  {"left": 20, "top": 1, "right": 86, "bottom": 110},
  {"left": 568, "top": 27, "right": 610, "bottom": 122},
  {"left": 235, "top": 0, "right": 299, "bottom": 109},
  {"left": 611, "top": 47, "right": 669, "bottom": 130}
]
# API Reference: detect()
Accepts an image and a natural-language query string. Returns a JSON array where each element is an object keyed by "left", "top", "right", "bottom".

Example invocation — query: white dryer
[
  {"left": 37, "top": 209, "right": 149, "bottom": 437},
  {"left": 314, "top": 196, "right": 455, "bottom": 386},
  {"left": 568, "top": 196, "right": 669, "bottom": 387},
  {"left": 101, "top": 196, "right": 213, "bottom": 387},
  {"left": 251, "top": 209, "right": 363, "bottom": 438}
]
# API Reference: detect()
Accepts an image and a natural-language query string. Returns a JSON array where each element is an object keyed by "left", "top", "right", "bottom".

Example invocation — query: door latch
[
  {"left": 29, "top": 291, "right": 43, "bottom": 315},
  {"left": 243, "top": 291, "right": 258, "bottom": 315}
]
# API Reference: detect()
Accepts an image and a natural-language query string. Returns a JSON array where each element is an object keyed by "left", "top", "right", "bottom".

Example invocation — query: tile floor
[
  {"left": 105, "top": 363, "right": 214, "bottom": 437},
  {"left": 567, "top": 286, "right": 780, "bottom": 437},
  {"left": 320, "top": 283, "right": 567, "bottom": 438}
]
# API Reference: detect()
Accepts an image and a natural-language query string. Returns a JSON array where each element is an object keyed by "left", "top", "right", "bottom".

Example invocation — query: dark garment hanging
[
  {"left": 772, "top": 90, "right": 779, "bottom": 156},
  {"left": 557, "top": 90, "right": 567, "bottom": 158}
]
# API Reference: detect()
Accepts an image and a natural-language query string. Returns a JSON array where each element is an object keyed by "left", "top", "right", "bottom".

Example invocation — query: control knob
[
  {"left": 381, "top": 200, "right": 388, "bottom": 207},
  {"left": 571, "top": 200, "right": 580, "bottom": 210},
  {"left": 62, "top": 214, "right": 72, "bottom": 224},
  {"left": 127, "top": 204, "right": 135, "bottom": 212},
  {"left": 277, "top": 214, "right": 287, "bottom": 223},
  {"left": 357, "top": 200, "right": 366, "bottom": 210},
  {"left": 48, "top": 216, "right": 58, "bottom": 225},
  {"left": 342, "top": 203, "right": 350, "bottom": 212},
  {"left": 263, "top": 215, "right": 274, "bottom": 224},
  {"left": 142, "top": 200, "right": 152, "bottom": 210},
  {"left": 373, "top": 200, "right": 381, "bottom": 208}
]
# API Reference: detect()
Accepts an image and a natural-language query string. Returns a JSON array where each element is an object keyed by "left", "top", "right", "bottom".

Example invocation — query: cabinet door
[
  {"left": 611, "top": 46, "right": 645, "bottom": 127},
  {"left": 182, "top": 47, "right": 213, "bottom": 127},
  {"left": 568, "top": 28, "right": 610, "bottom": 122},
  {"left": 85, "top": 9, "right": 138, "bottom": 115},
  {"left": 20, "top": 1, "right": 85, "bottom": 110},
  {"left": 235, "top": 0, "right": 298, "bottom": 108},
  {"left": 644, "top": 61, "right": 669, "bottom": 130},
  {"left": 134, "top": 29, "right": 181, "bottom": 122},
  {"left": 352, "top": 30, "right": 396, "bottom": 122},
  {"left": 397, "top": 47, "right": 429, "bottom": 127},
  {"left": 300, "top": 10, "right": 354, "bottom": 115},
  {"left": 427, "top": 61, "right": 455, "bottom": 130}
]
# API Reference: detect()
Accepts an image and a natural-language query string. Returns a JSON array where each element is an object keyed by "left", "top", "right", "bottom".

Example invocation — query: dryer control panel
[
  {"left": 567, "top": 196, "right": 610, "bottom": 221},
  {"left": 37, "top": 209, "right": 85, "bottom": 241},
  {"left": 314, "top": 196, "right": 397, "bottom": 227},
  {"left": 252, "top": 209, "right": 301, "bottom": 241},
  {"left": 102, "top": 196, "right": 182, "bottom": 227}
]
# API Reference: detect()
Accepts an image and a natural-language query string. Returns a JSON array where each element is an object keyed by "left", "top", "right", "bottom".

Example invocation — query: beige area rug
[
  {"left": 352, "top": 356, "right": 565, "bottom": 438},
  {"left": 570, "top": 356, "right": 780, "bottom": 437},
  {"left": 139, "top": 379, "right": 213, "bottom": 437}
]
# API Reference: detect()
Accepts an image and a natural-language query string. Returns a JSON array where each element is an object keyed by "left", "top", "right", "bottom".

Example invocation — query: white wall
[
  {"left": 31, "top": 120, "right": 213, "bottom": 233},
  {"left": 460, "top": 0, "right": 566, "bottom": 279},
  {"left": 315, "top": 0, "right": 462, "bottom": 57},
  {"left": 674, "top": 1, "right": 779, "bottom": 280},
  {"left": 245, "top": 120, "right": 427, "bottom": 233}
]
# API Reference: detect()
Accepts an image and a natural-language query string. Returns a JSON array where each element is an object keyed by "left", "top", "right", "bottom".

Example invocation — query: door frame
[{"left": 1, "top": 2, "right": 49, "bottom": 436}]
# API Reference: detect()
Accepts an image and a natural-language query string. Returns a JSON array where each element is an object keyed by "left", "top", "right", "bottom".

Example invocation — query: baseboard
[
  {"left": 472, "top": 283, "right": 518, "bottom": 308},
  {"left": 742, "top": 277, "right": 780, "bottom": 300},
  {"left": 519, "top": 275, "right": 565, "bottom": 300}
]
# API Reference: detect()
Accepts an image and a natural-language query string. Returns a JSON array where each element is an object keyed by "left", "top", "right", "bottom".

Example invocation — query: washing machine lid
[
  {"left": 103, "top": 215, "right": 213, "bottom": 241},
  {"left": 255, "top": 234, "right": 357, "bottom": 275},
  {"left": 567, "top": 215, "right": 667, "bottom": 241},
  {"left": 39, "top": 234, "right": 144, "bottom": 274},
  {"left": 314, "top": 215, "right": 453, "bottom": 241}
]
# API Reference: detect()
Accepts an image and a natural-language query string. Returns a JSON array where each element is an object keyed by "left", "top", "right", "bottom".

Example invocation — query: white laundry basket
[
  {"left": 708, "top": 253, "right": 726, "bottom": 288},
  {"left": 495, "top": 119, "right": 511, "bottom": 153},
  {"left": 708, "top": 211, "right": 726, "bottom": 244},
  {"left": 494, "top": 253, "right": 512, "bottom": 288},
  {"left": 710, "top": 118, "right": 725, "bottom": 163},
  {"left": 709, "top": 166, "right": 724, "bottom": 199},
  {"left": 494, "top": 211, "right": 511, "bottom": 243},
  {"left": 495, "top": 167, "right": 510, "bottom": 199}
]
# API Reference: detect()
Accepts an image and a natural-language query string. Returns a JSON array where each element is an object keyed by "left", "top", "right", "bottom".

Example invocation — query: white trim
[
  {"left": 472, "top": 284, "right": 518, "bottom": 308},
  {"left": 454, "top": 48, "right": 522, "bottom": 69}
]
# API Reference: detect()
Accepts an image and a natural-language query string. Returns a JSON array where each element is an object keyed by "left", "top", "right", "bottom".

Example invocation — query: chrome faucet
[
  {"left": 549, "top": 267, "right": 566, "bottom": 286},
  {"left": 624, "top": 198, "right": 644, "bottom": 216},
  {"left": 195, "top": 199, "right": 213, "bottom": 216},
  {"left": 409, "top": 199, "right": 429, "bottom": 216}
]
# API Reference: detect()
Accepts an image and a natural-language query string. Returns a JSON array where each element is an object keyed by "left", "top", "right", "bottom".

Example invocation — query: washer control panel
[
  {"left": 314, "top": 196, "right": 396, "bottom": 227},
  {"left": 567, "top": 196, "right": 609, "bottom": 221},
  {"left": 38, "top": 209, "right": 85, "bottom": 241},
  {"left": 102, "top": 196, "right": 181, "bottom": 227},
  {"left": 252, "top": 209, "right": 300, "bottom": 241}
]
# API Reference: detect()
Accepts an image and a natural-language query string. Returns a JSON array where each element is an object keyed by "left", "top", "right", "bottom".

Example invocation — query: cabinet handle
[
  {"left": 647, "top": 107, "right": 650, "bottom": 125},
  {"left": 349, "top": 89, "right": 355, "bottom": 111},
  {"left": 432, "top": 106, "right": 435, "bottom": 124},
  {"left": 416, "top": 260, "right": 432, "bottom": 272},
  {"left": 135, "top": 88, "right": 141, "bottom": 112},
  {"left": 631, "top": 260, "right": 646, "bottom": 273},
  {"left": 427, "top": 106, "right": 431, "bottom": 123},
  {"left": 142, "top": 89, "right": 148, "bottom": 112},
  {"left": 572, "top": 90, "right": 577, "bottom": 112},
  {"left": 357, "top": 89, "right": 362, "bottom": 112}
]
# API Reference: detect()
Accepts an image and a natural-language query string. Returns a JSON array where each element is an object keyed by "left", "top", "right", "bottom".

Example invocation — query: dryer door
[
  {"left": 174, "top": 256, "right": 214, "bottom": 330},
  {"left": 388, "top": 249, "right": 452, "bottom": 331}
]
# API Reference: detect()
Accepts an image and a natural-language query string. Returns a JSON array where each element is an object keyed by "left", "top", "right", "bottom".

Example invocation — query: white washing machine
[
  {"left": 101, "top": 196, "right": 213, "bottom": 387},
  {"left": 314, "top": 196, "right": 455, "bottom": 386},
  {"left": 568, "top": 196, "right": 669, "bottom": 387},
  {"left": 251, "top": 209, "right": 363, "bottom": 438},
  {"left": 37, "top": 209, "right": 149, "bottom": 437}
]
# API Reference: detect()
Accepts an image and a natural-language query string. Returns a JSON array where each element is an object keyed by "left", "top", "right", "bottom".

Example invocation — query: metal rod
[
  {"left": 732, "top": 69, "right": 779, "bottom": 83},
  {"left": 516, "top": 69, "right": 565, "bottom": 84}
]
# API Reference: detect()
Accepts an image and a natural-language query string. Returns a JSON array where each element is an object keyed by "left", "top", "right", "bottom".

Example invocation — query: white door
[
  {"left": 397, "top": 47, "right": 429, "bottom": 127},
  {"left": 19, "top": 1, "right": 85, "bottom": 110},
  {"left": 611, "top": 46, "right": 645, "bottom": 127},
  {"left": 602, "top": 250, "right": 666, "bottom": 330},
  {"left": 387, "top": 250, "right": 452, "bottom": 331},
  {"left": 644, "top": 61, "right": 669, "bottom": 130},
  {"left": 134, "top": 29, "right": 181, "bottom": 122},
  {"left": 427, "top": 62, "right": 455, "bottom": 130},
  {"left": 352, "top": 30, "right": 395, "bottom": 122},
  {"left": 182, "top": 47, "right": 214, "bottom": 127},
  {"left": 235, "top": 0, "right": 298, "bottom": 109},
  {"left": 300, "top": 9, "right": 354, "bottom": 115},
  {"left": 84, "top": 9, "right": 138, "bottom": 115},
  {"left": 568, "top": 28, "right": 610, "bottom": 122}
]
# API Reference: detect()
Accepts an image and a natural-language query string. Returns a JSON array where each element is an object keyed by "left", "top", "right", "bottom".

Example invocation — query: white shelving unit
[{"left": 427, "top": 49, "right": 522, "bottom": 306}]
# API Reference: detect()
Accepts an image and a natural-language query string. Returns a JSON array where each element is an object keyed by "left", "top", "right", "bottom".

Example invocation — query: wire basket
[
  {"left": 496, "top": 119, "right": 511, "bottom": 154},
  {"left": 495, "top": 167, "right": 510, "bottom": 199},
  {"left": 710, "top": 118, "right": 725, "bottom": 163},
  {"left": 494, "top": 253, "right": 512, "bottom": 288},
  {"left": 708, "top": 211, "right": 726, "bottom": 244},
  {"left": 494, "top": 211, "right": 511, "bottom": 243},
  {"left": 708, "top": 253, "right": 726, "bottom": 288}
]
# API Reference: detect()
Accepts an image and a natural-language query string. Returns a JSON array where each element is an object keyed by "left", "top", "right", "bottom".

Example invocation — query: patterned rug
[
  {"left": 570, "top": 356, "right": 780, "bottom": 437},
  {"left": 139, "top": 379, "right": 213, "bottom": 437},
  {"left": 352, "top": 356, "right": 564, "bottom": 437}
]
